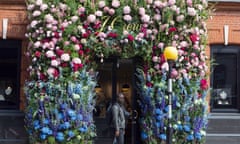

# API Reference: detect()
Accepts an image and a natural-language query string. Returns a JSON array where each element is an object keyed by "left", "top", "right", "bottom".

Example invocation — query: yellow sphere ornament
[{"left": 163, "top": 46, "right": 178, "bottom": 61}]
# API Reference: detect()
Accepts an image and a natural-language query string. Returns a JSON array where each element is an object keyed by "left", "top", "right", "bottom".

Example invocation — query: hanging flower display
[{"left": 25, "top": 0, "right": 211, "bottom": 144}]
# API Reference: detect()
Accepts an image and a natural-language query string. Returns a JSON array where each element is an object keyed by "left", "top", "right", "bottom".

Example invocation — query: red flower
[
  {"left": 168, "top": 27, "right": 177, "bottom": 33},
  {"left": 107, "top": 32, "right": 118, "bottom": 38},
  {"left": 53, "top": 69, "right": 59, "bottom": 78},
  {"left": 73, "top": 63, "right": 84, "bottom": 72},
  {"left": 54, "top": 32, "right": 60, "bottom": 38},
  {"left": 40, "top": 73, "right": 46, "bottom": 80},
  {"left": 146, "top": 82, "right": 153, "bottom": 87},
  {"left": 61, "top": 62, "right": 68, "bottom": 67},
  {"left": 35, "top": 51, "right": 41, "bottom": 58},
  {"left": 190, "top": 34, "right": 199, "bottom": 44},
  {"left": 78, "top": 50, "right": 84, "bottom": 56},
  {"left": 56, "top": 49, "right": 64, "bottom": 56},
  {"left": 200, "top": 79, "right": 208, "bottom": 90},
  {"left": 82, "top": 32, "right": 89, "bottom": 38},
  {"left": 93, "top": 21, "right": 101, "bottom": 29},
  {"left": 127, "top": 34, "right": 134, "bottom": 41}
]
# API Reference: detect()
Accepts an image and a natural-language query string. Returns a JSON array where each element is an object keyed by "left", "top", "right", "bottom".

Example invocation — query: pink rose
[{"left": 108, "top": 8, "right": 115, "bottom": 15}]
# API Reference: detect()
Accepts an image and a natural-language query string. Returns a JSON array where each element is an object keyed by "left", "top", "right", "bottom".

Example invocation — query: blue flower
[
  {"left": 40, "top": 134, "right": 47, "bottom": 140},
  {"left": 68, "top": 131, "right": 75, "bottom": 137},
  {"left": 195, "top": 132, "right": 202, "bottom": 140},
  {"left": 56, "top": 132, "right": 64, "bottom": 142},
  {"left": 187, "top": 134, "right": 194, "bottom": 141},
  {"left": 79, "top": 126, "right": 88, "bottom": 133},
  {"left": 155, "top": 108, "right": 162, "bottom": 115},
  {"left": 177, "top": 124, "right": 183, "bottom": 131},
  {"left": 41, "top": 127, "right": 50, "bottom": 134},
  {"left": 33, "top": 120, "right": 40, "bottom": 130},
  {"left": 63, "top": 122, "right": 71, "bottom": 129},
  {"left": 159, "top": 134, "right": 166, "bottom": 140},
  {"left": 43, "top": 119, "right": 49, "bottom": 125},
  {"left": 77, "top": 114, "right": 83, "bottom": 121},
  {"left": 67, "top": 109, "right": 76, "bottom": 117},
  {"left": 141, "top": 131, "right": 148, "bottom": 140},
  {"left": 183, "top": 124, "right": 191, "bottom": 132},
  {"left": 57, "top": 113, "right": 64, "bottom": 120}
]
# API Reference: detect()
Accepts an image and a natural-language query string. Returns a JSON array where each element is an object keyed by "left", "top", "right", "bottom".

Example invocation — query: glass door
[{"left": 94, "top": 57, "right": 139, "bottom": 144}]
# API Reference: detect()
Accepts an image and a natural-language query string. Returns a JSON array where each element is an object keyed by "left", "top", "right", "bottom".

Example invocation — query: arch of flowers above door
[{"left": 25, "top": 0, "right": 210, "bottom": 143}]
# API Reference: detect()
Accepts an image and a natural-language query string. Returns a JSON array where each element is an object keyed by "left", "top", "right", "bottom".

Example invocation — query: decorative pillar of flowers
[
  {"left": 25, "top": 0, "right": 211, "bottom": 144},
  {"left": 25, "top": 0, "right": 97, "bottom": 143}
]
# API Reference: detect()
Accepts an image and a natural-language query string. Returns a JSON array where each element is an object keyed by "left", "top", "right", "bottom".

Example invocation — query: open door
[{"left": 93, "top": 57, "right": 140, "bottom": 144}]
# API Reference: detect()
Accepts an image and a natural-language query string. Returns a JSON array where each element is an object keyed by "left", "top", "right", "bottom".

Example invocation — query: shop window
[
  {"left": 211, "top": 45, "right": 239, "bottom": 110},
  {"left": 0, "top": 40, "right": 21, "bottom": 110}
]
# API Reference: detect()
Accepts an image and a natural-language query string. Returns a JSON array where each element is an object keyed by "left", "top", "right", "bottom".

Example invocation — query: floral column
[{"left": 25, "top": 0, "right": 96, "bottom": 143}]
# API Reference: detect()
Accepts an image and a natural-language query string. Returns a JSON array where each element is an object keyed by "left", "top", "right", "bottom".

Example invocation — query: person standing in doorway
[{"left": 112, "top": 92, "right": 130, "bottom": 144}]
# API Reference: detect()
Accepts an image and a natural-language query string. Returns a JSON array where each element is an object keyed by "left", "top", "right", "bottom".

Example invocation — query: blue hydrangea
[
  {"left": 56, "top": 132, "right": 64, "bottom": 142},
  {"left": 141, "top": 131, "right": 148, "bottom": 140},
  {"left": 159, "top": 134, "right": 166, "bottom": 140}
]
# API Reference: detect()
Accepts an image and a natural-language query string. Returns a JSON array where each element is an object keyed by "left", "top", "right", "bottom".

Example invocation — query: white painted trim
[{"left": 207, "top": 133, "right": 240, "bottom": 137}]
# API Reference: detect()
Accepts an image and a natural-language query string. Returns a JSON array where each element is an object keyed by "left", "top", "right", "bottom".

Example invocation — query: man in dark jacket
[{"left": 112, "top": 93, "right": 130, "bottom": 144}]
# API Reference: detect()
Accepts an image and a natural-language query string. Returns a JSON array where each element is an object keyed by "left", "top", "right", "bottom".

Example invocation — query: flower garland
[{"left": 25, "top": 0, "right": 210, "bottom": 143}]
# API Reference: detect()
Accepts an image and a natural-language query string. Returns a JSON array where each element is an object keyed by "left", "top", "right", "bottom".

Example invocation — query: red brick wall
[{"left": 207, "top": 2, "right": 240, "bottom": 45}]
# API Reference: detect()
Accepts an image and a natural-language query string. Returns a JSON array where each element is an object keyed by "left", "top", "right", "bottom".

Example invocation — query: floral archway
[{"left": 25, "top": 0, "right": 210, "bottom": 144}]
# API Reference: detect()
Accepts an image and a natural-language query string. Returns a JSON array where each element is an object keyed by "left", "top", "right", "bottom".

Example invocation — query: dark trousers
[{"left": 111, "top": 128, "right": 125, "bottom": 144}]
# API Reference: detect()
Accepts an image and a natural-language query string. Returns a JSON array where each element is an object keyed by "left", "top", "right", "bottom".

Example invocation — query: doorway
[{"left": 93, "top": 57, "right": 140, "bottom": 144}]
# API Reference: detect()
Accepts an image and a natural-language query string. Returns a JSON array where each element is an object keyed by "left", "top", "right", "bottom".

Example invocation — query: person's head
[{"left": 117, "top": 92, "right": 125, "bottom": 105}]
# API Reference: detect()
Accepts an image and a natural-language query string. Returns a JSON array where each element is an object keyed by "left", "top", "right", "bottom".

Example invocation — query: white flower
[
  {"left": 98, "top": 1, "right": 106, "bottom": 8},
  {"left": 176, "top": 15, "right": 185, "bottom": 22},
  {"left": 61, "top": 53, "right": 70, "bottom": 62},
  {"left": 168, "top": 0, "right": 176, "bottom": 6},
  {"left": 71, "top": 16, "right": 79, "bottom": 22},
  {"left": 27, "top": 4, "right": 35, "bottom": 10},
  {"left": 35, "top": 0, "right": 43, "bottom": 6},
  {"left": 74, "top": 44, "right": 80, "bottom": 51},
  {"left": 30, "top": 20, "right": 38, "bottom": 28},
  {"left": 46, "top": 50, "right": 55, "bottom": 58},
  {"left": 112, "top": 0, "right": 120, "bottom": 8},
  {"left": 152, "top": 56, "right": 159, "bottom": 62},
  {"left": 161, "top": 62, "right": 169, "bottom": 71},
  {"left": 138, "top": 7, "right": 145, "bottom": 16},
  {"left": 40, "top": 4, "right": 48, "bottom": 11},
  {"left": 123, "top": 6, "right": 131, "bottom": 14},
  {"left": 95, "top": 11, "right": 103, "bottom": 17},
  {"left": 51, "top": 59, "right": 59, "bottom": 67},
  {"left": 47, "top": 67, "right": 55, "bottom": 77},
  {"left": 187, "top": 7, "right": 197, "bottom": 16},
  {"left": 34, "top": 41, "right": 41, "bottom": 48},
  {"left": 72, "top": 57, "right": 81, "bottom": 64},
  {"left": 45, "top": 14, "right": 54, "bottom": 23},
  {"left": 141, "top": 14, "right": 150, "bottom": 23},
  {"left": 123, "top": 15, "right": 132, "bottom": 22},
  {"left": 154, "top": 14, "right": 161, "bottom": 21},
  {"left": 81, "top": 39, "right": 87, "bottom": 44},
  {"left": 87, "top": 14, "right": 96, "bottom": 23}
]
